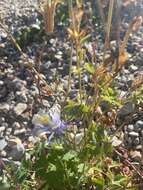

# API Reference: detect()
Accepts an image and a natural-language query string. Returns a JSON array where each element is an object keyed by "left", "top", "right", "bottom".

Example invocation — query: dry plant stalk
[
  {"left": 67, "top": 6, "right": 85, "bottom": 43},
  {"left": 120, "top": 16, "right": 143, "bottom": 53},
  {"left": 76, "top": 0, "right": 83, "bottom": 8},
  {"left": 93, "top": 63, "right": 113, "bottom": 88},
  {"left": 104, "top": 0, "right": 114, "bottom": 49},
  {"left": 97, "top": 0, "right": 106, "bottom": 31},
  {"left": 40, "top": 0, "right": 61, "bottom": 33},
  {"left": 131, "top": 75, "right": 143, "bottom": 90}
]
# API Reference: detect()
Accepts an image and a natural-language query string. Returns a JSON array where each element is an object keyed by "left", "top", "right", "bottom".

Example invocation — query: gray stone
[
  {"left": 118, "top": 102, "right": 135, "bottom": 117},
  {"left": 133, "top": 137, "right": 140, "bottom": 146},
  {"left": 112, "top": 136, "right": 122, "bottom": 147},
  {"left": 8, "top": 144, "right": 25, "bottom": 161},
  {"left": 5, "top": 128, "right": 13, "bottom": 136},
  {"left": 0, "top": 90, "right": 6, "bottom": 100},
  {"left": 0, "top": 132, "right": 4, "bottom": 138},
  {"left": 129, "top": 65, "right": 138, "bottom": 72},
  {"left": 0, "top": 126, "right": 6, "bottom": 133},
  {"left": 1, "top": 123, "right": 8, "bottom": 128},
  {"left": 55, "top": 53, "right": 62, "bottom": 60},
  {"left": 15, "top": 91, "right": 28, "bottom": 103},
  {"left": 0, "top": 80, "right": 4, "bottom": 86},
  {"left": 0, "top": 103, "right": 10, "bottom": 112},
  {"left": 129, "top": 131, "right": 139, "bottom": 137},
  {"left": 6, "top": 128, "right": 12, "bottom": 134},
  {"left": 125, "top": 136, "right": 132, "bottom": 145},
  {"left": 136, "top": 145, "right": 142, "bottom": 151},
  {"left": 12, "top": 79, "right": 26, "bottom": 91},
  {"left": 13, "top": 103, "right": 27, "bottom": 115},
  {"left": 41, "top": 61, "right": 51, "bottom": 70},
  {"left": 12, "top": 122, "right": 21, "bottom": 129},
  {"left": 42, "top": 100, "right": 50, "bottom": 108},
  {"left": 30, "top": 85, "right": 39, "bottom": 96},
  {"left": 130, "top": 150, "right": 142, "bottom": 162},
  {"left": 135, "top": 120, "right": 143, "bottom": 131},
  {"left": 127, "top": 124, "right": 134, "bottom": 132},
  {"left": 0, "top": 150, "right": 7, "bottom": 157},
  {"left": 14, "top": 128, "right": 26, "bottom": 135},
  {"left": 0, "top": 117, "right": 5, "bottom": 123},
  {"left": 8, "top": 137, "right": 22, "bottom": 146},
  {"left": 0, "top": 139, "right": 7, "bottom": 151}
]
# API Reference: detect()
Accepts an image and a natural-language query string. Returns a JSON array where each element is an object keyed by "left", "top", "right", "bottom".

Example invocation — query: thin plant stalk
[
  {"left": 76, "top": 43, "right": 83, "bottom": 103},
  {"left": 67, "top": 43, "right": 73, "bottom": 94},
  {"left": 103, "top": 0, "right": 114, "bottom": 62},
  {"left": 63, "top": 43, "right": 73, "bottom": 105},
  {"left": 41, "top": 0, "right": 60, "bottom": 33},
  {"left": 97, "top": 0, "right": 106, "bottom": 33},
  {"left": 105, "top": 0, "right": 114, "bottom": 48},
  {"left": 68, "top": 0, "right": 73, "bottom": 20},
  {"left": 119, "top": 18, "right": 137, "bottom": 53}
]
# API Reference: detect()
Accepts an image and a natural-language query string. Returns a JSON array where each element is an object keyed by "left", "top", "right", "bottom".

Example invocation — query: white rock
[
  {"left": 135, "top": 120, "right": 143, "bottom": 131},
  {"left": 14, "top": 103, "right": 27, "bottom": 115},
  {"left": 112, "top": 136, "right": 122, "bottom": 147},
  {"left": 14, "top": 128, "right": 26, "bottom": 135},
  {"left": 129, "top": 131, "right": 139, "bottom": 137},
  {"left": 0, "top": 103, "right": 10, "bottom": 112},
  {"left": 130, "top": 150, "right": 142, "bottom": 162}
]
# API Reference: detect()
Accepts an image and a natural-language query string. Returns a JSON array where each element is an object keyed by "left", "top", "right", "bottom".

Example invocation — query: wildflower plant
[{"left": 3, "top": 0, "right": 143, "bottom": 190}]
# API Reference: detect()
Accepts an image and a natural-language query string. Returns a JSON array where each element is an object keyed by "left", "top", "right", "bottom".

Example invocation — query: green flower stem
[
  {"left": 67, "top": 43, "right": 73, "bottom": 96},
  {"left": 76, "top": 44, "right": 82, "bottom": 103}
]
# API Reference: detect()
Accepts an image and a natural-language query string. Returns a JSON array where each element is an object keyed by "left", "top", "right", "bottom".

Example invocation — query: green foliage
[
  {"left": 10, "top": 119, "right": 131, "bottom": 190},
  {"left": 14, "top": 23, "right": 43, "bottom": 48},
  {"left": 84, "top": 62, "right": 95, "bottom": 74},
  {"left": 101, "top": 87, "right": 122, "bottom": 107},
  {"left": 129, "top": 86, "right": 143, "bottom": 103},
  {"left": 63, "top": 101, "right": 89, "bottom": 120}
]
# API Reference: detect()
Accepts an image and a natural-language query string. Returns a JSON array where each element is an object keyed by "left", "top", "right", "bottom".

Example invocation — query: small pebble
[
  {"left": 118, "top": 102, "right": 135, "bottom": 117},
  {"left": 0, "top": 103, "right": 10, "bottom": 112},
  {"left": 129, "top": 131, "right": 139, "bottom": 137},
  {"left": 0, "top": 139, "right": 7, "bottom": 151},
  {"left": 12, "top": 122, "right": 21, "bottom": 129},
  {"left": 135, "top": 120, "right": 143, "bottom": 131},
  {"left": 13, "top": 103, "right": 27, "bottom": 115},
  {"left": 0, "top": 150, "right": 7, "bottom": 157},
  {"left": 14, "top": 128, "right": 26, "bottom": 135},
  {"left": 133, "top": 137, "right": 140, "bottom": 146},
  {"left": 8, "top": 144, "right": 25, "bottom": 161},
  {"left": 130, "top": 150, "right": 142, "bottom": 162},
  {"left": 0, "top": 127, "right": 6, "bottom": 133},
  {"left": 127, "top": 124, "right": 134, "bottom": 132}
]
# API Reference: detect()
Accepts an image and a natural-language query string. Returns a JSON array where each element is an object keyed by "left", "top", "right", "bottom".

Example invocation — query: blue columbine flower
[{"left": 32, "top": 106, "right": 67, "bottom": 143}]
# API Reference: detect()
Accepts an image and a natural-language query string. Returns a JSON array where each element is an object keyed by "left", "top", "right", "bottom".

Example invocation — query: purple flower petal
[
  {"left": 32, "top": 106, "right": 68, "bottom": 141},
  {"left": 32, "top": 124, "right": 51, "bottom": 137}
]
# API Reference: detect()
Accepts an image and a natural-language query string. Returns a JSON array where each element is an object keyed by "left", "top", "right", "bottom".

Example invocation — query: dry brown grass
[{"left": 40, "top": 0, "right": 62, "bottom": 33}]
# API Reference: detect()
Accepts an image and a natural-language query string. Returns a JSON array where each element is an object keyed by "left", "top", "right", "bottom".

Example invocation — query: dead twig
[{"left": 115, "top": 149, "right": 143, "bottom": 179}]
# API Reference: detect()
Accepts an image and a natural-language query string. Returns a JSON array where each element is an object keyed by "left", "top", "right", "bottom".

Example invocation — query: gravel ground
[{"left": 0, "top": 0, "right": 143, "bottom": 171}]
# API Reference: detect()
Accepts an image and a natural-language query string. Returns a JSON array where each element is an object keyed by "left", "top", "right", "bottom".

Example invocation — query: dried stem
[
  {"left": 104, "top": 0, "right": 114, "bottom": 49},
  {"left": 97, "top": 0, "right": 106, "bottom": 31}
]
